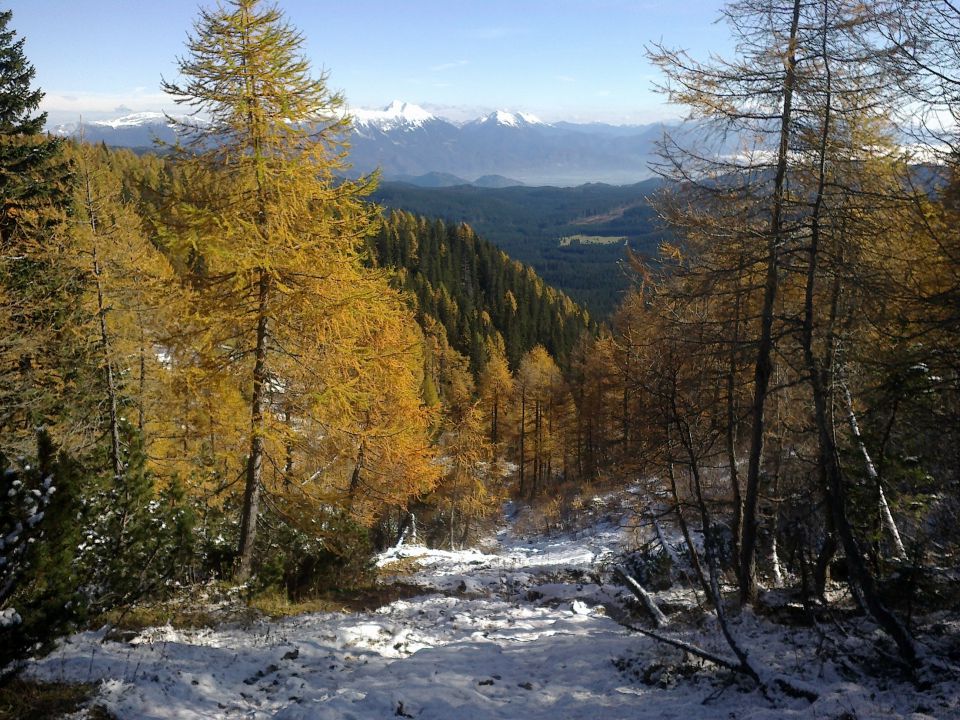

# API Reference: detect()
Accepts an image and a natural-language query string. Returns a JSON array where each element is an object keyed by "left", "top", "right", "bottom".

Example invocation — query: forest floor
[{"left": 21, "top": 491, "right": 960, "bottom": 719}]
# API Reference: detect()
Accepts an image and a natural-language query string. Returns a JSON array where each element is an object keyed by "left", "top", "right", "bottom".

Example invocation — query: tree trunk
[
  {"left": 93, "top": 244, "right": 122, "bottom": 481},
  {"left": 769, "top": 449, "right": 785, "bottom": 588},
  {"left": 137, "top": 309, "right": 147, "bottom": 436},
  {"left": 348, "top": 438, "right": 366, "bottom": 502},
  {"left": 682, "top": 419, "right": 759, "bottom": 683},
  {"left": 796, "top": 3, "right": 916, "bottom": 664},
  {"left": 665, "top": 421, "right": 711, "bottom": 599},
  {"left": 813, "top": 532, "right": 836, "bottom": 600},
  {"left": 532, "top": 398, "right": 541, "bottom": 499},
  {"left": 83, "top": 166, "right": 123, "bottom": 482},
  {"left": 841, "top": 380, "right": 907, "bottom": 559},
  {"left": 236, "top": 269, "right": 271, "bottom": 582},
  {"left": 797, "top": 23, "right": 915, "bottom": 664},
  {"left": 739, "top": 0, "right": 802, "bottom": 607},
  {"left": 518, "top": 388, "right": 526, "bottom": 497},
  {"left": 727, "top": 270, "right": 744, "bottom": 574}
]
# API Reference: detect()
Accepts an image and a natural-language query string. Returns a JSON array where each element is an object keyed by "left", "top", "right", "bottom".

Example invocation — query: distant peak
[
  {"left": 353, "top": 100, "right": 435, "bottom": 129},
  {"left": 92, "top": 111, "right": 180, "bottom": 128},
  {"left": 479, "top": 110, "right": 546, "bottom": 127},
  {"left": 50, "top": 111, "right": 198, "bottom": 137}
]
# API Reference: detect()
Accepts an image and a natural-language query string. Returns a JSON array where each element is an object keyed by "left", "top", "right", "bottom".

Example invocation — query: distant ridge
[
  {"left": 53, "top": 102, "right": 674, "bottom": 186},
  {"left": 389, "top": 172, "right": 525, "bottom": 188},
  {"left": 472, "top": 175, "right": 525, "bottom": 188}
]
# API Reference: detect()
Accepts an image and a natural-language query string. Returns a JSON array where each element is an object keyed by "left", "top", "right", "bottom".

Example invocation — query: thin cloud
[
  {"left": 431, "top": 60, "right": 469, "bottom": 73},
  {"left": 470, "top": 26, "right": 523, "bottom": 40},
  {"left": 555, "top": 75, "right": 577, "bottom": 84}
]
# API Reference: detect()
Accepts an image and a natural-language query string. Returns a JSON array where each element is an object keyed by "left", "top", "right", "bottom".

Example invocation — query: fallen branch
[
  {"left": 621, "top": 621, "right": 742, "bottom": 671},
  {"left": 613, "top": 566, "right": 669, "bottom": 628},
  {"left": 620, "top": 621, "right": 818, "bottom": 702},
  {"left": 648, "top": 506, "right": 680, "bottom": 565}
]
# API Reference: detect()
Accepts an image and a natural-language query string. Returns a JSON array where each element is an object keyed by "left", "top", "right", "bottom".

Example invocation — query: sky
[{"left": 8, "top": 0, "right": 732, "bottom": 127}]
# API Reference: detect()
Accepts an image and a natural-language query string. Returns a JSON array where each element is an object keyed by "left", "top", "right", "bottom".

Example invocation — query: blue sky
[{"left": 9, "top": 0, "right": 731, "bottom": 126}]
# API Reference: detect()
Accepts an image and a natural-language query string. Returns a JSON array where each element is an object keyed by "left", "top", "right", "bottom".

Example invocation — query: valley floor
[{"left": 23, "top": 496, "right": 959, "bottom": 719}]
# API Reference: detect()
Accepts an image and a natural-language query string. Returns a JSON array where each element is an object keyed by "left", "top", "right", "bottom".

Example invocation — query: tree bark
[
  {"left": 739, "top": 0, "right": 802, "bottom": 607},
  {"left": 83, "top": 165, "right": 123, "bottom": 482},
  {"left": 726, "top": 281, "right": 743, "bottom": 577},
  {"left": 665, "top": 416, "right": 711, "bottom": 599},
  {"left": 236, "top": 269, "right": 271, "bottom": 582},
  {"left": 518, "top": 387, "right": 526, "bottom": 497}
]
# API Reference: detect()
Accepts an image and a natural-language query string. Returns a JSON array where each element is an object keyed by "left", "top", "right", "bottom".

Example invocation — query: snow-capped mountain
[
  {"left": 51, "top": 111, "right": 200, "bottom": 147},
  {"left": 345, "top": 102, "right": 665, "bottom": 184},
  {"left": 52, "top": 103, "right": 669, "bottom": 185},
  {"left": 473, "top": 110, "right": 546, "bottom": 128},
  {"left": 352, "top": 100, "right": 436, "bottom": 131}
]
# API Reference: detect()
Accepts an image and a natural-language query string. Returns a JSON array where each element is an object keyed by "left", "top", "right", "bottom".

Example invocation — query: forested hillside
[
  {"left": 370, "top": 211, "right": 591, "bottom": 370},
  {"left": 372, "top": 179, "right": 665, "bottom": 316}
]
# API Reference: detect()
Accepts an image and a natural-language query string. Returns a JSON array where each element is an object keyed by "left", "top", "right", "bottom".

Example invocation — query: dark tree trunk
[
  {"left": 739, "top": 0, "right": 802, "bottom": 607},
  {"left": 237, "top": 269, "right": 271, "bottom": 582}
]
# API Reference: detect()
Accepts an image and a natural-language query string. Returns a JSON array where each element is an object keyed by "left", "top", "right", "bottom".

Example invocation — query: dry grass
[
  {"left": 248, "top": 589, "right": 350, "bottom": 617},
  {"left": 251, "top": 582, "right": 427, "bottom": 618},
  {"left": 0, "top": 679, "right": 114, "bottom": 720},
  {"left": 87, "top": 570, "right": 430, "bottom": 638},
  {"left": 97, "top": 603, "right": 226, "bottom": 632},
  {"left": 376, "top": 554, "right": 424, "bottom": 578},
  {"left": 96, "top": 581, "right": 429, "bottom": 629}
]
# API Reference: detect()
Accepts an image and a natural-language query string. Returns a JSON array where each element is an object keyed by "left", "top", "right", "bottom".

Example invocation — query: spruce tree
[{"left": 0, "top": 9, "right": 62, "bottom": 242}]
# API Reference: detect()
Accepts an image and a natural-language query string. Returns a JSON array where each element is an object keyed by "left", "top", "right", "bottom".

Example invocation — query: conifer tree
[
  {"left": 0, "top": 9, "right": 62, "bottom": 243},
  {"left": 515, "top": 346, "right": 567, "bottom": 498},
  {"left": 0, "top": 9, "right": 81, "bottom": 459},
  {"left": 477, "top": 339, "right": 513, "bottom": 449},
  {"left": 161, "top": 0, "right": 427, "bottom": 580},
  {"left": 648, "top": 0, "right": 924, "bottom": 664}
]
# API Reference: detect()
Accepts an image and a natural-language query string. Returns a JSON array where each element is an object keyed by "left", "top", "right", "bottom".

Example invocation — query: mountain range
[{"left": 51, "top": 101, "right": 672, "bottom": 186}]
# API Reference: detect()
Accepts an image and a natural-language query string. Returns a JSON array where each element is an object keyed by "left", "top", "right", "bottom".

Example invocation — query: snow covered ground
[{"left": 24, "top": 496, "right": 959, "bottom": 719}]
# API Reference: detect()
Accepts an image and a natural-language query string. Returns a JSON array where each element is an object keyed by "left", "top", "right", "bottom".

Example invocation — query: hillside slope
[
  {"left": 372, "top": 179, "right": 667, "bottom": 317},
  {"left": 371, "top": 211, "right": 592, "bottom": 369}
]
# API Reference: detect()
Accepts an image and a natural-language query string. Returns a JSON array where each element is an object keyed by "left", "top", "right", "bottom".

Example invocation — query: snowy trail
[
  {"left": 28, "top": 517, "right": 655, "bottom": 720},
  {"left": 25, "top": 507, "right": 955, "bottom": 719}
]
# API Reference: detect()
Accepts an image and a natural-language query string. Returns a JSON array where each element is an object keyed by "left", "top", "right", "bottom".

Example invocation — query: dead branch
[{"left": 613, "top": 566, "right": 670, "bottom": 628}]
